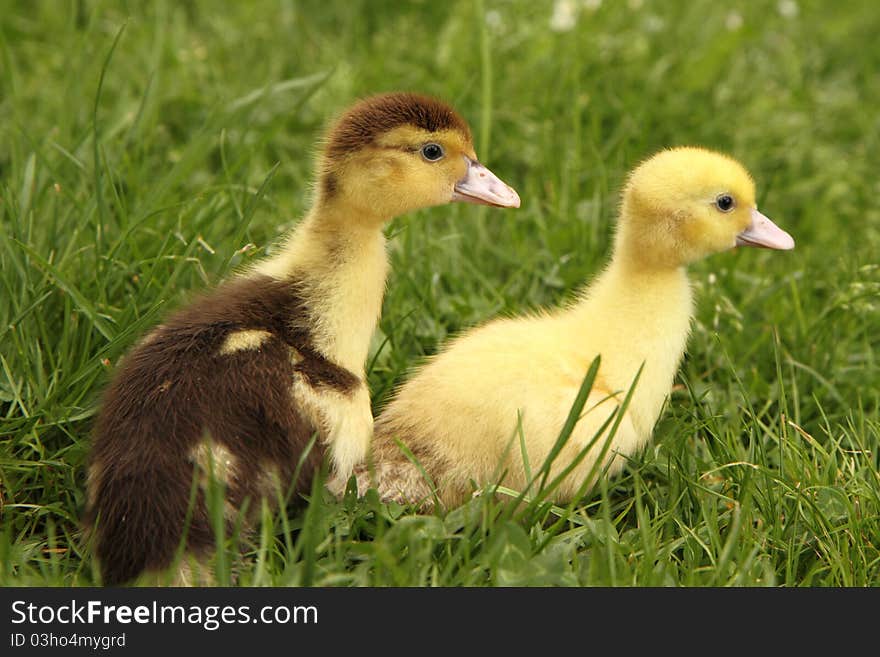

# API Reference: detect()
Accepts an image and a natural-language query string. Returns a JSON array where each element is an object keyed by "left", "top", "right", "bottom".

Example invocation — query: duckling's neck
[
  {"left": 253, "top": 202, "right": 389, "bottom": 374},
  {"left": 569, "top": 251, "right": 694, "bottom": 436}
]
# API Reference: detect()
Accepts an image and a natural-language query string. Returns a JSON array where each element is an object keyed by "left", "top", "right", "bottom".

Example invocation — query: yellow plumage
[
  {"left": 358, "top": 146, "right": 795, "bottom": 507},
  {"left": 250, "top": 97, "right": 521, "bottom": 478}
]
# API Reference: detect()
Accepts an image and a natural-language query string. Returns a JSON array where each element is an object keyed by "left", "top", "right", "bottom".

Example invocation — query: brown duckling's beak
[
  {"left": 452, "top": 157, "right": 520, "bottom": 208},
  {"left": 736, "top": 208, "right": 795, "bottom": 250}
]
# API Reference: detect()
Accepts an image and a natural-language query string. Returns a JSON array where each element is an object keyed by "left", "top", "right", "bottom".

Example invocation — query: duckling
[
  {"left": 85, "top": 92, "right": 520, "bottom": 585},
  {"left": 356, "top": 147, "right": 793, "bottom": 508}
]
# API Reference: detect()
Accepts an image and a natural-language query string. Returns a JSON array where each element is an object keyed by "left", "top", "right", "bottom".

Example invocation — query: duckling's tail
[
  {"left": 338, "top": 419, "right": 441, "bottom": 510},
  {"left": 85, "top": 457, "right": 211, "bottom": 586}
]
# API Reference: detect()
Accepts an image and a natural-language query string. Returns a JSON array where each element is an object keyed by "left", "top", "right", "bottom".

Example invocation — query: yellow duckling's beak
[
  {"left": 452, "top": 157, "right": 521, "bottom": 208},
  {"left": 736, "top": 209, "right": 795, "bottom": 250}
]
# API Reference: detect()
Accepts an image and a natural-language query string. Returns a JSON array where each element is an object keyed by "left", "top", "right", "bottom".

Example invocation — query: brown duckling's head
[{"left": 316, "top": 92, "right": 520, "bottom": 222}]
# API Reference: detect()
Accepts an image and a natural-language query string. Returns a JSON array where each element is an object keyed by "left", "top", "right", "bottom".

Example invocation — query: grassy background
[{"left": 1, "top": 0, "right": 878, "bottom": 586}]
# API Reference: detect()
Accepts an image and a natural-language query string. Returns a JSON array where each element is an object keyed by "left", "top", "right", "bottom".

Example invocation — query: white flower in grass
[
  {"left": 725, "top": 11, "right": 743, "bottom": 31},
  {"left": 550, "top": 0, "right": 578, "bottom": 32},
  {"left": 485, "top": 9, "right": 503, "bottom": 31},
  {"left": 644, "top": 14, "right": 665, "bottom": 33},
  {"left": 778, "top": 0, "right": 799, "bottom": 18},
  {"left": 583, "top": 0, "right": 602, "bottom": 11}
]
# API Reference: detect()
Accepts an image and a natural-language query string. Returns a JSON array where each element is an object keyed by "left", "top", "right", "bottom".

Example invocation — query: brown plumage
[
  {"left": 84, "top": 91, "right": 520, "bottom": 585},
  {"left": 86, "top": 276, "right": 353, "bottom": 585},
  {"left": 324, "top": 92, "right": 472, "bottom": 161}
]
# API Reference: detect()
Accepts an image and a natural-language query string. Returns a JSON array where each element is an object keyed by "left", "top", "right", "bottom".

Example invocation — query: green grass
[{"left": 1, "top": 0, "right": 879, "bottom": 586}]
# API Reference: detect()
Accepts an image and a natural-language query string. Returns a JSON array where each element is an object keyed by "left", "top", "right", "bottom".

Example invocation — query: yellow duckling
[
  {"left": 86, "top": 92, "right": 520, "bottom": 585},
  {"left": 356, "top": 147, "right": 794, "bottom": 508}
]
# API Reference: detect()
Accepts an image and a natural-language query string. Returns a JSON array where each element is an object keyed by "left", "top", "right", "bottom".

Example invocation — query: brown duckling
[{"left": 86, "top": 92, "right": 520, "bottom": 585}]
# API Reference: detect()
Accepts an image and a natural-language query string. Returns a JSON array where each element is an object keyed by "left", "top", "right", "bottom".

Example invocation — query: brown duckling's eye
[
  {"left": 420, "top": 143, "right": 445, "bottom": 162},
  {"left": 715, "top": 194, "right": 735, "bottom": 212}
]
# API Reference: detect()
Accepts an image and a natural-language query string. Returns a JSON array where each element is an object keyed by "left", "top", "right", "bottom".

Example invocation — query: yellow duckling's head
[
  {"left": 316, "top": 92, "right": 520, "bottom": 222},
  {"left": 617, "top": 146, "right": 794, "bottom": 268}
]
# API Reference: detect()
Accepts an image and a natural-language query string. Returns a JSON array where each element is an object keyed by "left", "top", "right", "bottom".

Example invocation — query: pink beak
[
  {"left": 451, "top": 157, "right": 520, "bottom": 208},
  {"left": 736, "top": 208, "right": 795, "bottom": 250}
]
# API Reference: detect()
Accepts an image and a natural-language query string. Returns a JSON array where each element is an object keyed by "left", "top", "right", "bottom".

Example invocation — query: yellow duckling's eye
[
  {"left": 420, "top": 143, "right": 445, "bottom": 162},
  {"left": 715, "top": 194, "right": 736, "bottom": 212}
]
